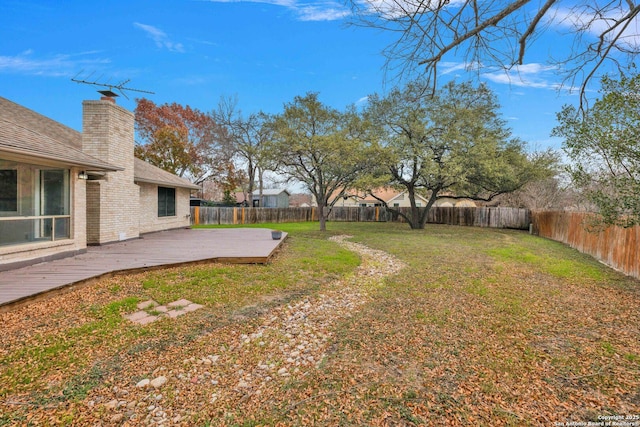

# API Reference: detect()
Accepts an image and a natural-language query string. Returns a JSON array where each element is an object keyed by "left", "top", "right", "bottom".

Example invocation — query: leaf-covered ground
[{"left": 1, "top": 222, "right": 639, "bottom": 426}]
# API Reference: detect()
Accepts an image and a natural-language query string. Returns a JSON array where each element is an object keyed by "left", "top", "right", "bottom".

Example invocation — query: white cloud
[
  {"left": 439, "top": 61, "right": 481, "bottom": 75},
  {"left": 357, "top": 0, "right": 466, "bottom": 19},
  {"left": 298, "top": 4, "right": 350, "bottom": 21},
  {"left": 425, "top": 60, "right": 573, "bottom": 92},
  {"left": 356, "top": 95, "right": 370, "bottom": 105},
  {"left": 0, "top": 50, "right": 110, "bottom": 77},
  {"left": 211, "top": 0, "right": 296, "bottom": 6},
  {"left": 550, "top": 6, "right": 640, "bottom": 50},
  {"left": 481, "top": 63, "right": 562, "bottom": 90},
  {"left": 206, "top": 0, "right": 349, "bottom": 21},
  {"left": 134, "top": 22, "right": 185, "bottom": 53}
]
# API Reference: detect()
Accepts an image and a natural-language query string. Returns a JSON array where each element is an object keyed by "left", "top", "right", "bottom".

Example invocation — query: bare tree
[
  {"left": 213, "top": 96, "right": 273, "bottom": 206},
  {"left": 347, "top": 0, "right": 640, "bottom": 107},
  {"left": 492, "top": 176, "right": 582, "bottom": 210}
]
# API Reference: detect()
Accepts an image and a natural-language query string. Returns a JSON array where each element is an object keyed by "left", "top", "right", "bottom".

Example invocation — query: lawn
[{"left": 1, "top": 222, "right": 639, "bottom": 426}]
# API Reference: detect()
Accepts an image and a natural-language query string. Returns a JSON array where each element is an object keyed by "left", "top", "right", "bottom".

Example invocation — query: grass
[{"left": 1, "top": 222, "right": 639, "bottom": 426}]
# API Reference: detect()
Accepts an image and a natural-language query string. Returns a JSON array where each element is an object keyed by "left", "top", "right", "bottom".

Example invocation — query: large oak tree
[
  {"left": 364, "top": 80, "right": 557, "bottom": 229},
  {"left": 267, "top": 93, "right": 381, "bottom": 231}
]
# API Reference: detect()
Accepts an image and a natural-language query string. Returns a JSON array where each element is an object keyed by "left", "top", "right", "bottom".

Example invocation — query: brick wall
[
  {"left": 139, "top": 184, "right": 192, "bottom": 234},
  {"left": 82, "top": 99, "right": 140, "bottom": 244},
  {"left": 85, "top": 180, "right": 101, "bottom": 244}
]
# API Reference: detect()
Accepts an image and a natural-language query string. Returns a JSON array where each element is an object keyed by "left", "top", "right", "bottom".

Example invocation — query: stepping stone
[
  {"left": 136, "top": 315, "right": 159, "bottom": 325},
  {"left": 124, "top": 299, "right": 203, "bottom": 323},
  {"left": 167, "top": 310, "right": 187, "bottom": 318},
  {"left": 168, "top": 299, "right": 192, "bottom": 308},
  {"left": 183, "top": 303, "right": 203, "bottom": 312},
  {"left": 137, "top": 300, "right": 158, "bottom": 310},
  {"left": 126, "top": 311, "right": 151, "bottom": 322}
]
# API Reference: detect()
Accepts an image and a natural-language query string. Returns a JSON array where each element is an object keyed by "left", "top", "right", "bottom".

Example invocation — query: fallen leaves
[{"left": 1, "top": 223, "right": 640, "bottom": 426}]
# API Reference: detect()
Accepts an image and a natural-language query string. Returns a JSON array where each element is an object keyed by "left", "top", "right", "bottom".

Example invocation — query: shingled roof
[
  {"left": 1, "top": 96, "right": 200, "bottom": 190},
  {"left": 134, "top": 158, "right": 200, "bottom": 190},
  {"left": 0, "top": 96, "right": 120, "bottom": 171}
]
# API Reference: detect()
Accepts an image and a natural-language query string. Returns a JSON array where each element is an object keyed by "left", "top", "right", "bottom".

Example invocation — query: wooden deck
[{"left": 0, "top": 228, "right": 287, "bottom": 311}]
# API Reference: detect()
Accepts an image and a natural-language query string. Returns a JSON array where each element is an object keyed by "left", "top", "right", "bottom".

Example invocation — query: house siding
[
  {"left": 253, "top": 191, "right": 290, "bottom": 208},
  {"left": 82, "top": 100, "right": 140, "bottom": 244},
  {"left": 138, "top": 183, "right": 191, "bottom": 234},
  {"left": 275, "top": 192, "right": 289, "bottom": 208}
]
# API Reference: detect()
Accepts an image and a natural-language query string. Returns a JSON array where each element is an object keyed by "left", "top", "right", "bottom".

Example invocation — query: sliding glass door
[{"left": 0, "top": 160, "right": 70, "bottom": 247}]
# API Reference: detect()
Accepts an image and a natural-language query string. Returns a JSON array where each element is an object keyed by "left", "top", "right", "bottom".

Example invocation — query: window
[
  {"left": 0, "top": 169, "right": 17, "bottom": 212},
  {"left": 158, "top": 187, "right": 176, "bottom": 217},
  {"left": 0, "top": 162, "right": 70, "bottom": 246},
  {"left": 40, "top": 169, "right": 70, "bottom": 239}
]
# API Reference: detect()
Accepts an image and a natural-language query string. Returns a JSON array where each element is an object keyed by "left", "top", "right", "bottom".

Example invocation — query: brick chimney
[{"left": 82, "top": 98, "right": 140, "bottom": 244}]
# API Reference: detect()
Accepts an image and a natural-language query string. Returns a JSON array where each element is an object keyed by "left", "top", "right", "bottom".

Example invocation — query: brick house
[
  {"left": 0, "top": 96, "right": 199, "bottom": 270},
  {"left": 334, "top": 188, "right": 476, "bottom": 208}
]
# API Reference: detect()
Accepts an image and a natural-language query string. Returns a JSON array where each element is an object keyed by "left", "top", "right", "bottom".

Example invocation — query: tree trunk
[
  {"left": 246, "top": 162, "right": 255, "bottom": 208},
  {"left": 258, "top": 167, "right": 264, "bottom": 208},
  {"left": 318, "top": 201, "right": 327, "bottom": 231},
  {"left": 418, "top": 189, "right": 440, "bottom": 229},
  {"left": 406, "top": 186, "right": 424, "bottom": 229}
]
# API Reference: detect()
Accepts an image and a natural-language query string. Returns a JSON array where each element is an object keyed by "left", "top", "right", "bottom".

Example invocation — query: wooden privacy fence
[
  {"left": 190, "top": 206, "right": 639, "bottom": 279},
  {"left": 190, "top": 206, "right": 531, "bottom": 229},
  {"left": 531, "top": 211, "right": 640, "bottom": 280}
]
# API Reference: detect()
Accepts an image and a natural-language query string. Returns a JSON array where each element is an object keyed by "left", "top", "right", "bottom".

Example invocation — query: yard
[{"left": 1, "top": 222, "right": 639, "bottom": 426}]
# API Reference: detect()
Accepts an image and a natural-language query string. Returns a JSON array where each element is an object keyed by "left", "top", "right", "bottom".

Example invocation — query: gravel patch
[{"left": 89, "top": 235, "right": 406, "bottom": 425}]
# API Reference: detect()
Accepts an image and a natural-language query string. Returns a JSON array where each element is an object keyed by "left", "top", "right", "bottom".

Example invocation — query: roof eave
[
  {"left": 134, "top": 177, "right": 200, "bottom": 190},
  {"left": 0, "top": 146, "right": 122, "bottom": 171}
]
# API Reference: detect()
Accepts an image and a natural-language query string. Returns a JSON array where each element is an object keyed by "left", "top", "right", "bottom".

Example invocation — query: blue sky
[{"left": 0, "top": 0, "right": 622, "bottom": 152}]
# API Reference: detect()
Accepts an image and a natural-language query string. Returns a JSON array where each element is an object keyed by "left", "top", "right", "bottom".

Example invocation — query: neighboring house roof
[
  {"left": 252, "top": 189, "right": 291, "bottom": 196},
  {"left": 0, "top": 96, "right": 120, "bottom": 171},
  {"left": 386, "top": 190, "right": 430, "bottom": 205},
  {"left": 234, "top": 192, "right": 248, "bottom": 204},
  {"left": 340, "top": 188, "right": 430, "bottom": 204},
  {"left": 289, "top": 193, "right": 313, "bottom": 207},
  {"left": 133, "top": 158, "right": 200, "bottom": 190}
]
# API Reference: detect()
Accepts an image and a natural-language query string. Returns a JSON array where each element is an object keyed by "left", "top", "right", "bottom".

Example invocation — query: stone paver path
[{"left": 125, "top": 299, "right": 204, "bottom": 324}]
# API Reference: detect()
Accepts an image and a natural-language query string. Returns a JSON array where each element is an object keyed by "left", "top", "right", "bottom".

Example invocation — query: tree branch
[
  {"left": 518, "top": 0, "right": 557, "bottom": 65},
  {"left": 417, "top": 0, "right": 531, "bottom": 67}
]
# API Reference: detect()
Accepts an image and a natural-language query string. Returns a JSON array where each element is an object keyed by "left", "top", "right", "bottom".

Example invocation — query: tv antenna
[{"left": 71, "top": 71, "right": 155, "bottom": 99}]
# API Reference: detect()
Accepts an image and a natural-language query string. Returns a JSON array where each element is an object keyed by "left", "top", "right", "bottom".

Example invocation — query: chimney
[
  {"left": 98, "top": 89, "right": 118, "bottom": 104},
  {"left": 82, "top": 98, "right": 140, "bottom": 244}
]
